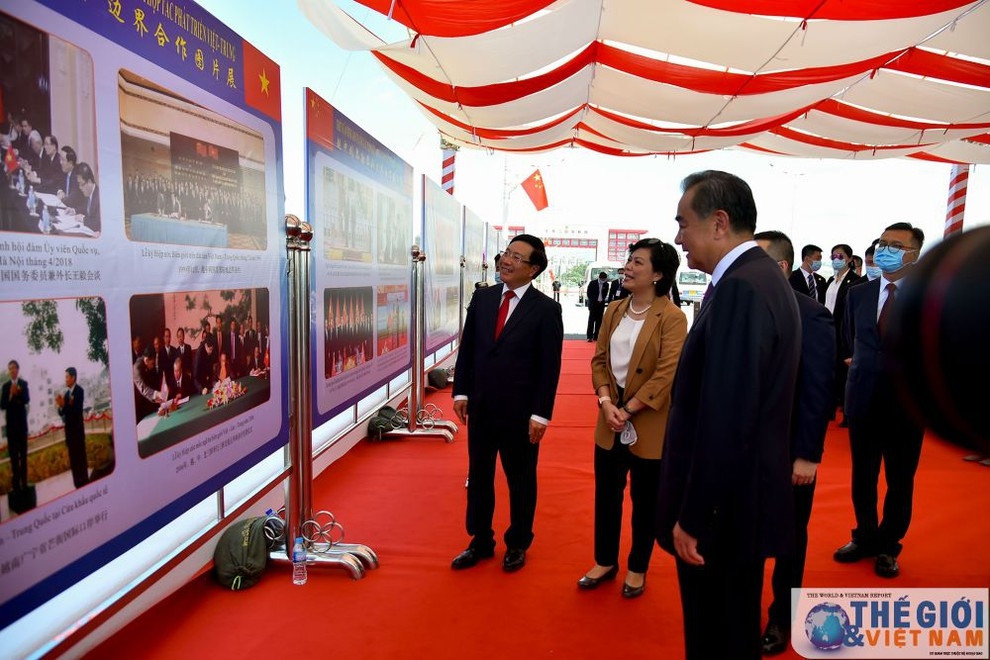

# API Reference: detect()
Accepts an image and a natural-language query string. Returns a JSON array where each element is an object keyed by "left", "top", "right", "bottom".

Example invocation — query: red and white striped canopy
[{"left": 300, "top": 0, "right": 990, "bottom": 163}]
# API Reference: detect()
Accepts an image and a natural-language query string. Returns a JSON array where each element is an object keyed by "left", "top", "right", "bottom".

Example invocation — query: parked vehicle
[{"left": 677, "top": 269, "right": 708, "bottom": 304}]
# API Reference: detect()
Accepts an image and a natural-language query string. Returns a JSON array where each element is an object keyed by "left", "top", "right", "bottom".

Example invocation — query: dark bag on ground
[
  {"left": 8, "top": 486, "right": 37, "bottom": 514},
  {"left": 367, "top": 405, "right": 402, "bottom": 440},
  {"left": 426, "top": 368, "right": 449, "bottom": 390},
  {"left": 213, "top": 516, "right": 269, "bottom": 590}
]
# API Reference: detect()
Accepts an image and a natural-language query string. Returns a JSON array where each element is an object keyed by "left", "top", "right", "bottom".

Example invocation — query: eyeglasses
[
  {"left": 500, "top": 251, "right": 532, "bottom": 265},
  {"left": 876, "top": 241, "right": 917, "bottom": 254}
]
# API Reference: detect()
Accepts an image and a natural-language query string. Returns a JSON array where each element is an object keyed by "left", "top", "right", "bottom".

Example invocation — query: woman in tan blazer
[{"left": 578, "top": 238, "right": 687, "bottom": 598}]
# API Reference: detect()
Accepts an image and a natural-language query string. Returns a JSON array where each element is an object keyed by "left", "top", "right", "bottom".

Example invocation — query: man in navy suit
[
  {"left": 789, "top": 244, "right": 827, "bottom": 304},
  {"left": 657, "top": 171, "right": 801, "bottom": 660},
  {"left": 755, "top": 230, "right": 836, "bottom": 655},
  {"left": 451, "top": 234, "right": 564, "bottom": 573},
  {"left": 1, "top": 360, "right": 30, "bottom": 493},
  {"left": 833, "top": 222, "right": 925, "bottom": 579},
  {"left": 585, "top": 271, "right": 609, "bottom": 341}
]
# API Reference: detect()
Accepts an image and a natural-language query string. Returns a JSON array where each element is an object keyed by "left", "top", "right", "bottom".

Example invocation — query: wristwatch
[
  {"left": 597, "top": 395, "right": 611, "bottom": 408},
  {"left": 621, "top": 403, "right": 635, "bottom": 416}
]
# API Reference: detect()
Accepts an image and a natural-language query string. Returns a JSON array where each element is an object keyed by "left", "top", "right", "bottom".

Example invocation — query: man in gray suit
[{"left": 657, "top": 171, "right": 801, "bottom": 660}]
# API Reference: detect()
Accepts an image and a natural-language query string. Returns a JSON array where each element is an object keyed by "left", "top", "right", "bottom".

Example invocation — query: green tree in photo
[{"left": 22, "top": 300, "right": 64, "bottom": 354}]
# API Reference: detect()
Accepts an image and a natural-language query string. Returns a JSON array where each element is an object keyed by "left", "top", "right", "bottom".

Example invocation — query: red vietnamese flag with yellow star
[
  {"left": 4, "top": 143, "right": 16, "bottom": 174},
  {"left": 242, "top": 40, "right": 281, "bottom": 122},
  {"left": 521, "top": 169, "right": 549, "bottom": 211}
]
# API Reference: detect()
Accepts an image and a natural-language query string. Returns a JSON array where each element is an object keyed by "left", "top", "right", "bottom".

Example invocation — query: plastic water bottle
[
  {"left": 291, "top": 537, "right": 307, "bottom": 585},
  {"left": 41, "top": 205, "right": 51, "bottom": 233},
  {"left": 27, "top": 185, "right": 36, "bottom": 213}
]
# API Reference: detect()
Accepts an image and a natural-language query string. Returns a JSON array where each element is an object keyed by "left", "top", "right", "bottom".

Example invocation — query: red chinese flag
[
  {"left": 306, "top": 88, "right": 336, "bottom": 152},
  {"left": 521, "top": 169, "right": 548, "bottom": 211},
  {"left": 242, "top": 40, "right": 281, "bottom": 122},
  {"left": 4, "top": 143, "right": 16, "bottom": 174}
]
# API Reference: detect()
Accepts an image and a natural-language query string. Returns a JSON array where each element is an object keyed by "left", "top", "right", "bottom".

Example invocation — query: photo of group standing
[
  {"left": 321, "top": 168, "right": 373, "bottom": 262},
  {"left": 376, "top": 285, "right": 409, "bottom": 356},
  {"left": 0, "top": 11, "right": 101, "bottom": 239},
  {"left": 0, "top": 297, "right": 114, "bottom": 523},
  {"left": 129, "top": 288, "right": 271, "bottom": 458},
  {"left": 324, "top": 287, "right": 374, "bottom": 379}
]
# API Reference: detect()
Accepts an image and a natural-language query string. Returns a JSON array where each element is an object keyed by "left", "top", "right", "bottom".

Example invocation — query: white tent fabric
[{"left": 299, "top": 0, "right": 990, "bottom": 162}]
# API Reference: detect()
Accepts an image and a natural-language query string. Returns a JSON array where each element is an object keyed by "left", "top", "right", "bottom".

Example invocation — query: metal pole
[{"left": 274, "top": 214, "right": 374, "bottom": 579}]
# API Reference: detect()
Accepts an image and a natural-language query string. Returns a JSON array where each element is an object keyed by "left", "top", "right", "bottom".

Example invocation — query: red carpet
[{"left": 88, "top": 340, "right": 990, "bottom": 659}]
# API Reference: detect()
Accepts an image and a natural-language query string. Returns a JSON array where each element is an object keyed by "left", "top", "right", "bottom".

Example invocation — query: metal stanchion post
[
  {"left": 268, "top": 215, "right": 379, "bottom": 579},
  {"left": 381, "top": 244, "right": 457, "bottom": 441}
]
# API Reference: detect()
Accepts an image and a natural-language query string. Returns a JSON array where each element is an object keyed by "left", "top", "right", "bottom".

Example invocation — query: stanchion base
[
  {"left": 381, "top": 427, "right": 455, "bottom": 443},
  {"left": 431, "top": 420, "right": 458, "bottom": 434},
  {"left": 268, "top": 549, "right": 366, "bottom": 580},
  {"left": 333, "top": 542, "right": 380, "bottom": 569}
]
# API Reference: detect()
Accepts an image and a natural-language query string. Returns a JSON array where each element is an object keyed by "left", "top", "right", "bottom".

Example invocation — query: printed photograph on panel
[
  {"left": 376, "top": 285, "right": 409, "bottom": 356},
  {"left": 0, "top": 12, "right": 101, "bottom": 239},
  {"left": 324, "top": 286, "right": 374, "bottom": 379},
  {"left": 322, "top": 169, "right": 373, "bottom": 262},
  {"left": 118, "top": 70, "right": 268, "bottom": 250},
  {"left": 129, "top": 288, "right": 271, "bottom": 458},
  {"left": 0, "top": 297, "right": 114, "bottom": 522},
  {"left": 375, "top": 191, "right": 410, "bottom": 266}
]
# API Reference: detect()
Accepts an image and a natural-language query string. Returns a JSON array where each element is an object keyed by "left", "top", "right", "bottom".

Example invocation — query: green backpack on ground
[{"left": 213, "top": 516, "right": 269, "bottom": 590}]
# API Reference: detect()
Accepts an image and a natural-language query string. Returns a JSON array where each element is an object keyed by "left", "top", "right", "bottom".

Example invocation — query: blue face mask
[
  {"left": 811, "top": 260, "right": 822, "bottom": 272},
  {"left": 831, "top": 258, "right": 846, "bottom": 272},
  {"left": 874, "top": 247, "right": 906, "bottom": 273},
  {"left": 865, "top": 265, "right": 882, "bottom": 280}
]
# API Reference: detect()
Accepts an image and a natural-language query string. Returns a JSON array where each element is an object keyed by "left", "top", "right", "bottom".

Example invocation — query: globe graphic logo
[{"left": 804, "top": 602, "right": 850, "bottom": 651}]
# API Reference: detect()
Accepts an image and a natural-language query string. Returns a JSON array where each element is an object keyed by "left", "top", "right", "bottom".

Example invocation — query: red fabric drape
[{"left": 353, "top": 0, "right": 555, "bottom": 37}]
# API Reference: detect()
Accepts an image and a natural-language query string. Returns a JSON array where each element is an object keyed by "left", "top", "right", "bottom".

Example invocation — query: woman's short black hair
[{"left": 628, "top": 238, "right": 680, "bottom": 298}]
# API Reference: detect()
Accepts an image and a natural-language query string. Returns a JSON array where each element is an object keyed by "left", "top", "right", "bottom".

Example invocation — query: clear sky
[{"left": 198, "top": 0, "right": 989, "bottom": 265}]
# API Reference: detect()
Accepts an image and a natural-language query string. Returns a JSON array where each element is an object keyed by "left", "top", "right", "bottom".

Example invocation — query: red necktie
[
  {"left": 495, "top": 290, "right": 514, "bottom": 339},
  {"left": 877, "top": 282, "right": 896, "bottom": 338}
]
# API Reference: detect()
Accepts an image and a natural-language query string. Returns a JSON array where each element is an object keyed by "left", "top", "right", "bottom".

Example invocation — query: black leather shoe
[
  {"left": 833, "top": 540, "right": 873, "bottom": 563},
  {"left": 451, "top": 547, "right": 494, "bottom": 570},
  {"left": 577, "top": 565, "right": 618, "bottom": 589},
  {"left": 621, "top": 578, "right": 646, "bottom": 599},
  {"left": 761, "top": 622, "right": 790, "bottom": 655},
  {"left": 503, "top": 548, "right": 526, "bottom": 572},
  {"left": 875, "top": 553, "right": 900, "bottom": 578}
]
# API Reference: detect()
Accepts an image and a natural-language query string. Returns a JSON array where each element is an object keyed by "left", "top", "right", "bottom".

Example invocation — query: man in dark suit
[
  {"left": 56, "top": 145, "right": 80, "bottom": 208},
  {"left": 223, "top": 318, "right": 244, "bottom": 379},
  {"left": 56, "top": 367, "right": 88, "bottom": 489},
  {"left": 608, "top": 268, "right": 629, "bottom": 301},
  {"left": 755, "top": 231, "right": 837, "bottom": 655},
  {"left": 174, "top": 326, "right": 193, "bottom": 376},
  {"left": 166, "top": 357, "right": 195, "bottom": 403},
  {"left": 73, "top": 162, "right": 100, "bottom": 235},
  {"left": 1, "top": 360, "right": 30, "bottom": 493},
  {"left": 824, "top": 243, "right": 862, "bottom": 426},
  {"left": 450, "top": 234, "right": 564, "bottom": 573},
  {"left": 194, "top": 333, "right": 218, "bottom": 395},
  {"left": 585, "top": 271, "right": 609, "bottom": 342},
  {"left": 833, "top": 222, "right": 926, "bottom": 579},
  {"left": 789, "top": 244, "right": 826, "bottom": 304},
  {"left": 657, "top": 171, "right": 801, "bottom": 660}
]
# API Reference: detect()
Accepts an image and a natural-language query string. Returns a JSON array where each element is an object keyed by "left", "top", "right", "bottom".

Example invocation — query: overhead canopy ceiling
[{"left": 299, "top": 0, "right": 990, "bottom": 163}]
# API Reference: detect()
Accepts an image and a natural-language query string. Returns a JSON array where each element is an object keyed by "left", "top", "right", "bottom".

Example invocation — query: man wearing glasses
[
  {"left": 450, "top": 234, "right": 564, "bottom": 573},
  {"left": 833, "top": 222, "right": 925, "bottom": 579}
]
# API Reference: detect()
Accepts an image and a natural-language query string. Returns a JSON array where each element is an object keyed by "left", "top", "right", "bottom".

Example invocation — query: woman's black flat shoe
[
  {"left": 577, "top": 565, "right": 618, "bottom": 589},
  {"left": 622, "top": 579, "right": 646, "bottom": 599}
]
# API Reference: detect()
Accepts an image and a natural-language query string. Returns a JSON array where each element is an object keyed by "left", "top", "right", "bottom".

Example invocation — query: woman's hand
[{"left": 603, "top": 402, "right": 626, "bottom": 431}]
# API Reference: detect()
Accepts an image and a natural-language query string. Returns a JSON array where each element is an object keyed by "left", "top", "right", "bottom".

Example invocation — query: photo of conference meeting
[
  {"left": 0, "top": 296, "right": 115, "bottom": 523},
  {"left": 118, "top": 70, "right": 269, "bottom": 251},
  {"left": 375, "top": 191, "right": 411, "bottom": 266},
  {"left": 0, "top": 12, "right": 101, "bottom": 239},
  {"left": 324, "top": 286, "right": 374, "bottom": 379},
  {"left": 129, "top": 288, "right": 271, "bottom": 459}
]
